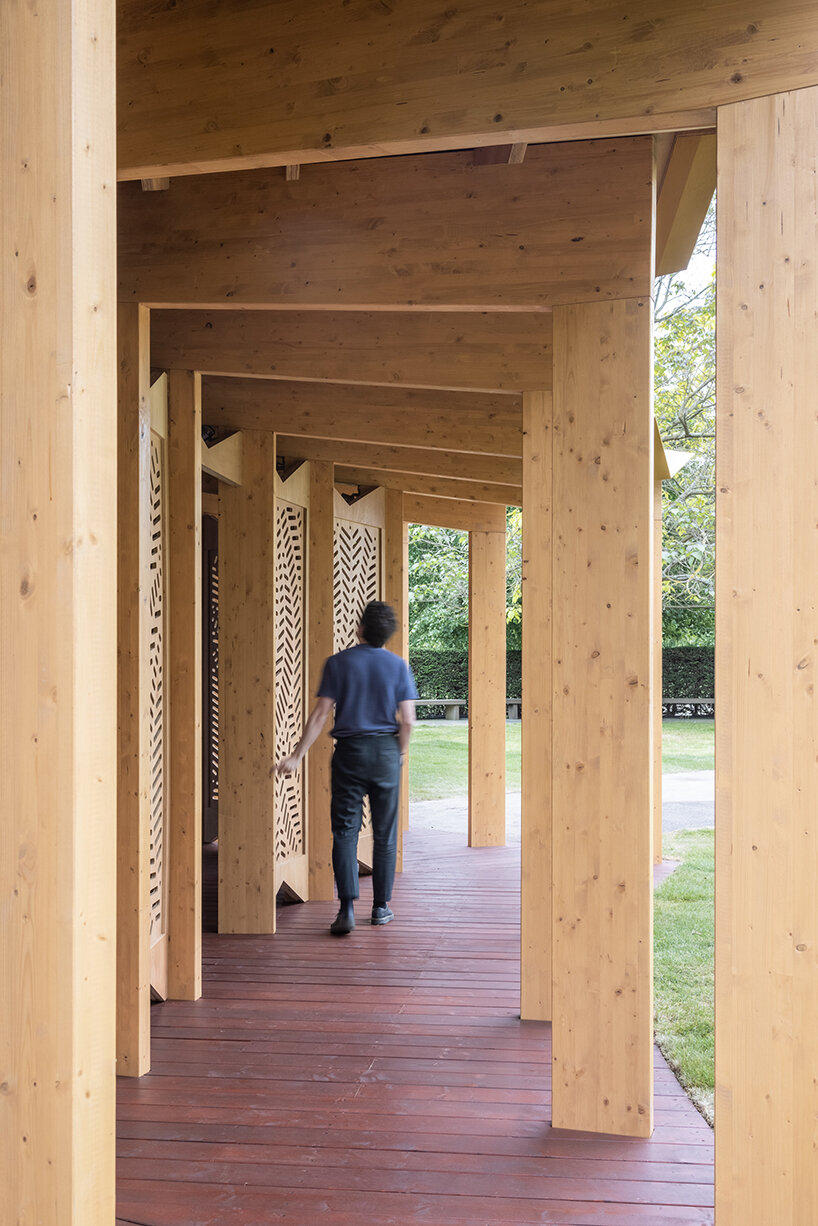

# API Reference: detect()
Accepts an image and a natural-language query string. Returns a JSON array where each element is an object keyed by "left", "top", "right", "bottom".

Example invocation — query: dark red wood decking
[{"left": 117, "top": 829, "right": 714, "bottom": 1225}]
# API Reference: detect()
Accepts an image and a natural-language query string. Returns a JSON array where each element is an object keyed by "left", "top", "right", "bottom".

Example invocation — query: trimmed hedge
[{"left": 409, "top": 646, "right": 714, "bottom": 713}]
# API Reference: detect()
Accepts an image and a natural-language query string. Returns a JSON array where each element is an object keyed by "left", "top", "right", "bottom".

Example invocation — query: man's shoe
[
  {"left": 330, "top": 901, "right": 355, "bottom": 936},
  {"left": 371, "top": 905, "right": 394, "bottom": 926}
]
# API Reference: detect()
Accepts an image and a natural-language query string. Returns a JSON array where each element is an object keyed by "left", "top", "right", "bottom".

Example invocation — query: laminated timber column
[
  {"left": 383, "top": 488, "right": 409, "bottom": 864},
  {"left": 218, "top": 432, "right": 277, "bottom": 932},
  {"left": 308, "top": 460, "right": 336, "bottom": 900},
  {"left": 551, "top": 298, "right": 654, "bottom": 1138},
  {"left": 521, "top": 389, "right": 553, "bottom": 1021},
  {"left": 715, "top": 87, "right": 818, "bottom": 1226},
  {"left": 116, "top": 304, "right": 152, "bottom": 1072},
  {"left": 468, "top": 526, "right": 507, "bottom": 847},
  {"left": 653, "top": 478, "right": 663, "bottom": 865},
  {"left": 1, "top": 0, "right": 117, "bottom": 1217},
  {"left": 166, "top": 371, "right": 202, "bottom": 995}
]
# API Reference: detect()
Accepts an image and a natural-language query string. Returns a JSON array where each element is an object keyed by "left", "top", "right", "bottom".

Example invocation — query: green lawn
[
  {"left": 408, "top": 717, "right": 712, "bottom": 801},
  {"left": 654, "top": 829, "right": 715, "bottom": 1124}
]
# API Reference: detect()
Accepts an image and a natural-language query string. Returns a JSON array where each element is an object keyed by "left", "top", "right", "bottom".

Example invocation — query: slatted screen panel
[
  {"left": 148, "top": 432, "right": 167, "bottom": 942},
  {"left": 274, "top": 501, "right": 306, "bottom": 863},
  {"left": 202, "top": 514, "right": 219, "bottom": 843},
  {"left": 333, "top": 519, "right": 382, "bottom": 842}
]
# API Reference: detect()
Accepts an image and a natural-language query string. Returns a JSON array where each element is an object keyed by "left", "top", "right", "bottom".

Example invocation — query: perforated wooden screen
[
  {"left": 274, "top": 500, "right": 306, "bottom": 864},
  {"left": 148, "top": 432, "right": 168, "bottom": 943},
  {"left": 202, "top": 514, "right": 219, "bottom": 844}
]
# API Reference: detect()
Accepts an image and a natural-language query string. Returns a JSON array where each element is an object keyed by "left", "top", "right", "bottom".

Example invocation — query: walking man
[{"left": 276, "top": 601, "right": 417, "bottom": 935}]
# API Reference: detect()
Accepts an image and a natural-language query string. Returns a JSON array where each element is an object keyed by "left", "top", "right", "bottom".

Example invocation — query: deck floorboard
[{"left": 117, "top": 827, "right": 713, "bottom": 1225}]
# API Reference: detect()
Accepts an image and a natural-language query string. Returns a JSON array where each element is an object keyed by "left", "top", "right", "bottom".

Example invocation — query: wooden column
[
  {"left": 1, "top": 0, "right": 117, "bottom": 1217},
  {"left": 653, "top": 479, "right": 664, "bottom": 864},
  {"left": 521, "top": 389, "right": 553, "bottom": 1021},
  {"left": 715, "top": 87, "right": 818, "bottom": 1226},
  {"left": 308, "top": 460, "right": 336, "bottom": 900},
  {"left": 551, "top": 298, "right": 654, "bottom": 1138},
  {"left": 116, "top": 304, "right": 152, "bottom": 1073},
  {"left": 468, "top": 528, "right": 507, "bottom": 847},
  {"left": 167, "top": 371, "right": 203, "bottom": 995},
  {"left": 218, "top": 432, "right": 277, "bottom": 932},
  {"left": 383, "top": 488, "right": 409, "bottom": 866}
]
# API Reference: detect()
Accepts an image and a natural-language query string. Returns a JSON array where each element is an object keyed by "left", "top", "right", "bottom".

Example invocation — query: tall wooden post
[
  {"left": 308, "top": 460, "right": 336, "bottom": 900},
  {"left": 167, "top": 371, "right": 203, "bottom": 995},
  {"left": 715, "top": 86, "right": 818, "bottom": 1226},
  {"left": 653, "top": 478, "right": 664, "bottom": 864},
  {"left": 116, "top": 304, "right": 152, "bottom": 1074},
  {"left": 219, "top": 432, "right": 277, "bottom": 932},
  {"left": 468, "top": 528, "right": 507, "bottom": 846},
  {"left": 550, "top": 298, "right": 654, "bottom": 1138},
  {"left": 1, "top": 0, "right": 117, "bottom": 1217},
  {"left": 521, "top": 389, "right": 553, "bottom": 1021},
  {"left": 384, "top": 487, "right": 409, "bottom": 866}
]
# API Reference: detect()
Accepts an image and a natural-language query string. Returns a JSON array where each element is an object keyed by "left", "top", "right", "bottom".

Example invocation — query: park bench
[
  {"left": 414, "top": 699, "right": 522, "bottom": 720},
  {"left": 662, "top": 698, "right": 715, "bottom": 718}
]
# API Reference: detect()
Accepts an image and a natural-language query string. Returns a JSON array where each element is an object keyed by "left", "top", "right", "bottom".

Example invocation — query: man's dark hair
[{"left": 360, "top": 601, "right": 397, "bottom": 648}]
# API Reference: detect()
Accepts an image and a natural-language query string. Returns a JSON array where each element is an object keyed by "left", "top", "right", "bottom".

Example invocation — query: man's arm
[
  {"left": 397, "top": 699, "right": 416, "bottom": 758},
  {"left": 275, "top": 695, "right": 334, "bottom": 775}
]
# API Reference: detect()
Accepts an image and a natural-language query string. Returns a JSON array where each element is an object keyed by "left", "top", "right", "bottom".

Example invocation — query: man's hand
[
  {"left": 275, "top": 754, "right": 302, "bottom": 776},
  {"left": 275, "top": 696, "right": 334, "bottom": 776}
]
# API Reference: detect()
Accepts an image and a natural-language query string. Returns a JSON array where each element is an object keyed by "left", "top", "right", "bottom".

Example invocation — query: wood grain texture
[
  {"left": 469, "top": 530, "right": 507, "bottom": 847},
  {"left": 383, "top": 488, "right": 408, "bottom": 870},
  {"left": 337, "top": 467, "right": 521, "bottom": 508},
  {"left": 521, "top": 389, "right": 553, "bottom": 1022},
  {"left": 167, "top": 371, "right": 203, "bottom": 997},
  {"left": 117, "top": 304, "right": 152, "bottom": 1074},
  {"left": 308, "top": 462, "right": 336, "bottom": 901},
  {"left": 404, "top": 494, "right": 507, "bottom": 534},
  {"left": 116, "top": 829, "right": 714, "bottom": 1225},
  {"left": 218, "top": 433, "right": 277, "bottom": 933},
  {"left": 1, "top": 0, "right": 118, "bottom": 1217},
  {"left": 655, "top": 133, "right": 716, "bottom": 277},
  {"left": 551, "top": 299, "right": 654, "bottom": 1138},
  {"left": 278, "top": 435, "right": 521, "bottom": 487},
  {"left": 715, "top": 87, "right": 818, "bottom": 1226},
  {"left": 151, "top": 309, "right": 553, "bottom": 393},
  {"left": 653, "top": 481, "right": 663, "bottom": 865},
  {"left": 117, "top": 0, "right": 818, "bottom": 178},
  {"left": 203, "top": 378, "right": 522, "bottom": 456},
  {"left": 118, "top": 141, "right": 653, "bottom": 310}
]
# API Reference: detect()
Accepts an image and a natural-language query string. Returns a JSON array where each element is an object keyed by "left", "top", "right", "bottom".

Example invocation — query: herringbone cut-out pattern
[
  {"left": 148, "top": 433, "right": 166, "bottom": 941},
  {"left": 274, "top": 501, "right": 306, "bottom": 862}
]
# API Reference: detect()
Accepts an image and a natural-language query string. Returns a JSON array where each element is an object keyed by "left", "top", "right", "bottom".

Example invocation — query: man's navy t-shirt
[{"left": 317, "top": 645, "right": 418, "bottom": 738}]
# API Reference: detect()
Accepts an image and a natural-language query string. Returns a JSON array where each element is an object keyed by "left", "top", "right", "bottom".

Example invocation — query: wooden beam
[
  {"left": 151, "top": 309, "right": 553, "bottom": 393},
  {"left": 166, "top": 371, "right": 203, "bottom": 997},
  {"left": 468, "top": 529, "right": 507, "bottom": 847},
  {"left": 277, "top": 435, "right": 521, "bottom": 486},
  {"left": 551, "top": 297, "right": 653, "bottom": 1138},
  {"left": 337, "top": 467, "right": 522, "bottom": 507},
  {"left": 521, "top": 388, "right": 553, "bottom": 1022},
  {"left": 116, "top": 303, "right": 152, "bottom": 1075},
  {"left": 201, "top": 431, "right": 243, "bottom": 485},
  {"left": 655, "top": 132, "right": 716, "bottom": 276},
  {"left": 203, "top": 378, "right": 522, "bottom": 456},
  {"left": 308, "top": 461, "right": 337, "bottom": 901},
  {"left": 117, "top": 0, "right": 818, "bottom": 180},
  {"left": 2, "top": 0, "right": 117, "bottom": 1216},
  {"left": 404, "top": 493, "right": 507, "bottom": 534},
  {"left": 118, "top": 141, "right": 654, "bottom": 310},
  {"left": 218, "top": 433, "right": 277, "bottom": 932},
  {"left": 715, "top": 86, "right": 818, "bottom": 1226}
]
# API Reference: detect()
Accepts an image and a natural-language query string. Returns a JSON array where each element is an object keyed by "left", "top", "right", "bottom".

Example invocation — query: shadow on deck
[{"left": 116, "top": 828, "right": 714, "bottom": 1225}]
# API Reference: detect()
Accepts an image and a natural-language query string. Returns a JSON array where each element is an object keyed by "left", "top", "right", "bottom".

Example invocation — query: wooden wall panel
[
  {"left": 166, "top": 371, "right": 203, "bottom": 996},
  {"left": 551, "top": 298, "right": 654, "bottom": 1138},
  {"left": 218, "top": 433, "right": 277, "bottom": 932},
  {"left": 308, "top": 461, "right": 337, "bottom": 901},
  {"left": 521, "top": 389, "right": 553, "bottom": 1021},
  {"left": 715, "top": 87, "right": 818, "bottom": 1226},
  {"left": 383, "top": 488, "right": 409, "bottom": 866},
  {"left": 116, "top": 305, "right": 152, "bottom": 1074},
  {"left": 151, "top": 309, "right": 553, "bottom": 394},
  {"left": 468, "top": 529, "right": 507, "bottom": 847},
  {"left": 203, "top": 378, "right": 522, "bottom": 457},
  {"left": 1, "top": 0, "right": 117, "bottom": 1216},
  {"left": 118, "top": 141, "right": 653, "bottom": 310},
  {"left": 116, "top": 0, "right": 818, "bottom": 179}
]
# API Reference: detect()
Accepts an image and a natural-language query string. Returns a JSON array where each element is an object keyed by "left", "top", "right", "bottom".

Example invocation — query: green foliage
[
  {"left": 662, "top": 647, "right": 714, "bottom": 698},
  {"left": 662, "top": 605, "right": 714, "bottom": 647},
  {"left": 409, "top": 650, "right": 522, "bottom": 717}
]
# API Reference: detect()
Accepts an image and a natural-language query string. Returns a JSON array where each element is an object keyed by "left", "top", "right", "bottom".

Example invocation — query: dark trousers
[{"left": 330, "top": 733, "right": 401, "bottom": 903}]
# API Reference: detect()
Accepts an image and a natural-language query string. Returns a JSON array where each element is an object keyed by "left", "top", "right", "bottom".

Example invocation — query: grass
[
  {"left": 653, "top": 828, "right": 715, "bottom": 1124},
  {"left": 408, "top": 717, "right": 712, "bottom": 801}
]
